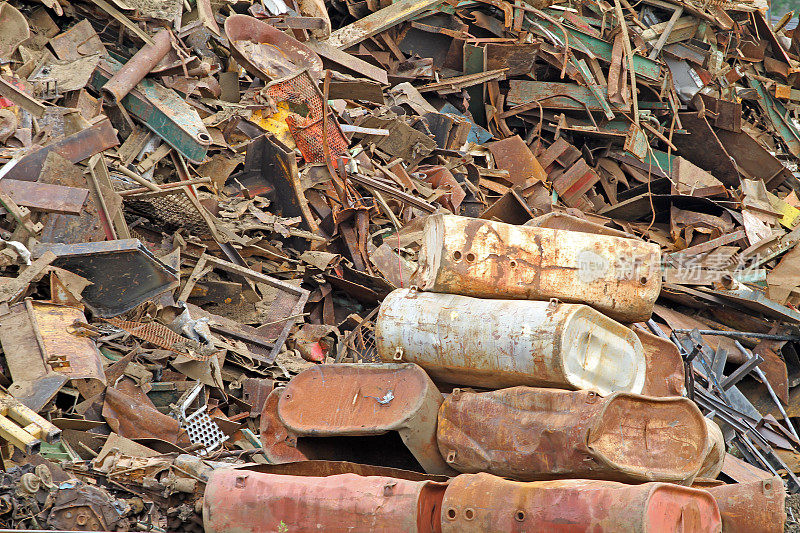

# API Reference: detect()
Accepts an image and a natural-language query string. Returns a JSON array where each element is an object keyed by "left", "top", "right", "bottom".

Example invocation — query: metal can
[
  {"left": 377, "top": 288, "right": 646, "bottom": 395},
  {"left": 437, "top": 387, "right": 712, "bottom": 484},
  {"left": 440, "top": 472, "right": 721, "bottom": 532},
  {"left": 413, "top": 214, "right": 661, "bottom": 322}
]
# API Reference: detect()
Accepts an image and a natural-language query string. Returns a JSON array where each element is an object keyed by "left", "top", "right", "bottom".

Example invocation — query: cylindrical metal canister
[
  {"left": 440, "top": 473, "right": 722, "bottom": 533},
  {"left": 102, "top": 29, "right": 172, "bottom": 103},
  {"left": 377, "top": 288, "right": 646, "bottom": 395},
  {"left": 634, "top": 327, "right": 685, "bottom": 397},
  {"left": 436, "top": 387, "right": 712, "bottom": 484},
  {"left": 413, "top": 214, "right": 661, "bottom": 322},
  {"left": 259, "top": 363, "right": 456, "bottom": 476},
  {"left": 699, "top": 477, "right": 785, "bottom": 533},
  {"left": 203, "top": 469, "right": 448, "bottom": 533}
]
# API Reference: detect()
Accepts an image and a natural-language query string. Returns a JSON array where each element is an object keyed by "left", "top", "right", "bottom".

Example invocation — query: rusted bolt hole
[
  {"left": 446, "top": 508, "right": 457, "bottom": 520},
  {"left": 453, "top": 251, "right": 462, "bottom": 261},
  {"left": 509, "top": 260, "right": 517, "bottom": 268},
  {"left": 464, "top": 508, "right": 475, "bottom": 520},
  {"left": 465, "top": 252, "right": 476, "bottom": 263},
  {"left": 765, "top": 482, "right": 772, "bottom": 490},
  {"left": 515, "top": 510, "right": 525, "bottom": 522},
  {"left": 639, "top": 276, "right": 648, "bottom": 285}
]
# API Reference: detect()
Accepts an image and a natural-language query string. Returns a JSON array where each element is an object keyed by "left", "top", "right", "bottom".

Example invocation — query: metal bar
[
  {"left": 325, "top": 0, "right": 444, "bottom": 49},
  {"left": 721, "top": 354, "right": 764, "bottom": 390},
  {"left": 647, "top": 6, "right": 684, "bottom": 59},
  {"left": 671, "top": 329, "right": 800, "bottom": 341}
]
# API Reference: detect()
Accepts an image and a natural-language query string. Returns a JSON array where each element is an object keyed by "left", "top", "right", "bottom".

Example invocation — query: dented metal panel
[
  {"left": 261, "top": 363, "right": 455, "bottom": 475},
  {"left": 413, "top": 214, "right": 661, "bottom": 322},
  {"left": 703, "top": 477, "right": 785, "bottom": 533},
  {"left": 377, "top": 289, "right": 646, "bottom": 395},
  {"left": 436, "top": 387, "right": 715, "bottom": 484},
  {"left": 441, "top": 473, "right": 722, "bottom": 533},
  {"left": 634, "top": 328, "right": 685, "bottom": 397},
  {"left": 203, "top": 469, "right": 447, "bottom": 533}
]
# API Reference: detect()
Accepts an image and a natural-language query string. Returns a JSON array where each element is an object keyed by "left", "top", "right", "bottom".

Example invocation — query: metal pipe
[
  {"left": 102, "top": 29, "right": 172, "bottom": 103},
  {"left": 671, "top": 329, "right": 800, "bottom": 341}
]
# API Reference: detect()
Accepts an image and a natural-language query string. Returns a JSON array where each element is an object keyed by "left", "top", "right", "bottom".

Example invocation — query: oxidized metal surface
[
  {"left": 703, "top": 477, "right": 785, "bottom": 533},
  {"left": 634, "top": 328, "right": 685, "bottom": 397},
  {"left": 262, "top": 363, "right": 455, "bottom": 475},
  {"left": 91, "top": 57, "right": 211, "bottom": 163},
  {"left": 102, "top": 29, "right": 171, "bottom": 103},
  {"left": 33, "top": 239, "right": 179, "bottom": 318},
  {"left": 436, "top": 387, "right": 714, "bottom": 484},
  {"left": 697, "top": 419, "right": 725, "bottom": 480},
  {"left": 0, "top": 301, "right": 105, "bottom": 385},
  {"left": 376, "top": 289, "right": 646, "bottom": 395},
  {"left": 413, "top": 214, "right": 661, "bottom": 322},
  {"left": 203, "top": 469, "right": 447, "bottom": 533},
  {"left": 225, "top": 15, "right": 323, "bottom": 81},
  {"left": 440, "top": 473, "right": 721, "bottom": 533},
  {"left": 4, "top": 119, "right": 119, "bottom": 182}
]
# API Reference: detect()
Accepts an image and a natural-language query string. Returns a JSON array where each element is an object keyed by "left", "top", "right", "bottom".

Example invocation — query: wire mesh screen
[{"left": 123, "top": 187, "right": 213, "bottom": 237}]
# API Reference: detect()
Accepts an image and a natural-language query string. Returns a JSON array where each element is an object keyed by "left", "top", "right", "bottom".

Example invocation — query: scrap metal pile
[{"left": 0, "top": 0, "right": 799, "bottom": 529}]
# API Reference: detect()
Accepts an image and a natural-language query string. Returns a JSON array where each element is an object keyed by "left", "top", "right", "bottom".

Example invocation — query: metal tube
[
  {"left": 101, "top": 29, "right": 172, "bottom": 103},
  {"left": 671, "top": 329, "right": 800, "bottom": 341}
]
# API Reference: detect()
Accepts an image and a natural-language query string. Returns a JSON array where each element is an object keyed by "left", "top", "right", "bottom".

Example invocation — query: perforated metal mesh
[
  {"left": 265, "top": 71, "right": 348, "bottom": 164},
  {"left": 180, "top": 407, "right": 228, "bottom": 454},
  {"left": 123, "top": 188, "right": 213, "bottom": 237},
  {"left": 104, "top": 317, "right": 216, "bottom": 361}
]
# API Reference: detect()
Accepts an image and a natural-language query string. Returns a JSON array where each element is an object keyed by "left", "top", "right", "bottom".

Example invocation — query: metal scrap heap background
[{"left": 0, "top": 0, "right": 798, "bottom": 529}]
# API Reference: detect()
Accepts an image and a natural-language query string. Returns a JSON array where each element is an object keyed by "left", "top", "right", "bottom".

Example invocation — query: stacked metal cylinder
[{"left": 204, "top": 214, "right": 785, "bottom": 533}]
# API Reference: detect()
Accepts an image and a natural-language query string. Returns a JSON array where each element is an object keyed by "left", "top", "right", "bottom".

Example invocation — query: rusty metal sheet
[
  {"left": 33, "top": 239, "right": 179, "bottom": 318},
  {"left": 634, "top": 327, "right": 686, "bottom": 397},
  {"left": 671, "top": 112, "right": 740, "bottom": 186},
  {"left": 412, "top": 214, "right": 661, "bottom": 322},
  {"left": 203, "top": 469, "right": 447, "bottom": 533},
  {"left": 436, "top": 388, "right": 716, "bottom": 484},
  {"left": 441, "top": 473, "right": 722, "bottom": 533},
  {"left": 714, "top": 127, "right": 793, "bottom": 189},
  {"left": 0, "top": 300, "right": 105, "bottom": 389},
  {"left": 236, "top": 460, "right": 449, "bottom": 483},
  {"left": 703, "top": 477, "right": 785, "bottom": 533},
  {"left": 526, "top": 211, "right": 634, "bottom": 238},
  {"left": 261, "top": 363, "right": 455, "bottom": 475},
  {"left": 4, "top": 118, "right": 119, "bottom": 182},
  {"left": 0, "top": 179, "right": 88, "bottom": 215},
  {"left": 507, "top": 80, "right": 631, "bottom": 113},
  {"left": 103, "top": 385, "right": 191, "bottom": 447},
  {"left": 225, "top": 15, "right": 323, "bottom": 81},
  {"left": 485, "top": 135, "right": 545, "bottom": 186},
  {"left": 377, "top": 289, "right": 647, "bottom": 395}
]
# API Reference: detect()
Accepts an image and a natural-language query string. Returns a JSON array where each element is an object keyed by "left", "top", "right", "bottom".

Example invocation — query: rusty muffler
[
  {"left": 440, "top": 473, "right": 722, "bottom": 533},
  {"left": 436, "top": 387, "right": 722, "bottom": 484},
  {"left": 413, "top": 214, "right": 661, "bottom": 322},
  {"left": 259, "top": 363, "right": 455, "bottom": 476},
  {"left": 377, "top": 288, "right": 646, "bottom": 395}
]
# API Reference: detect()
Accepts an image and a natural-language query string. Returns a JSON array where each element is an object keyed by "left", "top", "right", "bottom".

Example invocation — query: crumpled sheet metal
[
  {"left": 203, "top": 469, "right": 448, "bottom": 533},
  {"left": 413, "top": 214, "right": 661, "bottom": 322},
  {"left": 702, "top": 477, "right": 785, "bottom": 533},
  {"left": 440, "top": 473, "right": 722, "bottom": 533},
  {"left": 103, "top": 386, "right": 192, "bottom": 448},
  {"left": 634, "top": 327, "right": 686, "bottom": 397},
  {"left": 377, "top": 288, "right": 646, "bottom": 396},
  {"left": 260, "top": 363, "right": 455, "bottom": 475},
  {"left": 436, "top": 387, "right": 719, "bottom": 484}
]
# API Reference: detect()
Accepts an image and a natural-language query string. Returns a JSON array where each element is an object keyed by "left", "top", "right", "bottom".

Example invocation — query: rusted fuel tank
[
  {"left": 634, "top": 327, "right": 686, "bottom": 397},
  {"left": 259, "top": 363, "right": 455, "bottom": 475},
  {"left": 377, "top": 288, "right": 646, "bottom": 395},
  {"left": 698, "top": 477, "right": 786, "bottom": 533},
  {"left": 436, "top": 387, "right": 720, "bottom": 484},
  {"left": 203, "top": 469, "right": 448, "bottom": 533},
  {"left": 440, "top": 473, "right": 722, "bottom": 533},
  {"left": 413, "top": 214, "right": 661, "bottom": 322}
]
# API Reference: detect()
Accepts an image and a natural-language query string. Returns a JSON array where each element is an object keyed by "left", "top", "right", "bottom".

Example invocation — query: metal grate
[
  {"left": 265, "top": 70, "right": 348, "bottom": 164},
  {"left": 337, "top": 307, "right": 379, "bottom": 363},
  {"left": 173, "top": 383, "right": 228, "bottom": 455},
  {"left": 103, "top": 317, "right": 216, "bottom": 361},
  {"left": 123, "top": 187, "right": 213, "bottom": 237}
]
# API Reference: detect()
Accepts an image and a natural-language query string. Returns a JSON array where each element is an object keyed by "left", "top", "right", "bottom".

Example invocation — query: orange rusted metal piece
[
  {"left": 437, "top": 387, "right": 718, "bottom": 484},
  {"left": 634, "top": 327, "right": 686, "bottom": 397},
  {"left": 260, "top": 363, "right": 455, "bottom": 475},
  {"left": 203, "top": 469, "right": 447, "bottom": 533},
  {"left": 413, "top": 214, "right": 661, "bottom": 322},
  {"left": 440, "top": 473, "right": 722, "bottom": 533},
  {"left": 377, "top": 289, "right": 647, "bottom": 395},
  {"left": 701, "top": 477, "right": 786, "bottom": 533}
]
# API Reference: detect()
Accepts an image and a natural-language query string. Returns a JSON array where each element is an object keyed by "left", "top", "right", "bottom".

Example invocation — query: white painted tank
[{"left": 376, "top": 288, "right": 647, "bottom": 395}]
